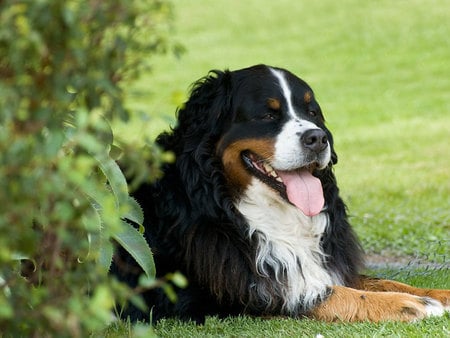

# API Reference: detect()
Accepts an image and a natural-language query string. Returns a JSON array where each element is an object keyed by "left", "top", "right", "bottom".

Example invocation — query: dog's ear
[
  {"left": 157, "top": 70, "right": 233, "bottom": 154},
  {"left": 331, "top": 150, "right": 338, "bottom": 165},
  {"left": 324, "top": 129, "right": 338, "bottom": 165},
  {"left": 180, "top": 70, "right": 232, "bottom": 140},
  {"left": 155, "top": 70, "right": 236, "bottom": 218}
]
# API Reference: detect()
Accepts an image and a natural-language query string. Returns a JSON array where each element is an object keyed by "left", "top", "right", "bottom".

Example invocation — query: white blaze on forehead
[{"left": 270, "top": 68, "right": 297, "bottom": 119}]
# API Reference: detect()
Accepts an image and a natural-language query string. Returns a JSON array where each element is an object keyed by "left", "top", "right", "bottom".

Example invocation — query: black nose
[{"left": 301, "top": 129, "right": 328, "bottom": 153}]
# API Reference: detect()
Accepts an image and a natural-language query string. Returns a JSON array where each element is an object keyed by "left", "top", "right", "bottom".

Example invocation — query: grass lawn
[{"left": 112, "top": 0, "right": 450, "bottom": 336}]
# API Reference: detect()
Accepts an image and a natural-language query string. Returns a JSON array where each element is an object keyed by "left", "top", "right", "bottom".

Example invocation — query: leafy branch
[{"left": 0, "top": 0, "right": 178, "bottom": 336}]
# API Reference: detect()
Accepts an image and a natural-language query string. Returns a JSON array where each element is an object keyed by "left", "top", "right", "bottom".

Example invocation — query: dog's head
[{"left": 159, "top": 64, "right": 337, "bottom": 216}]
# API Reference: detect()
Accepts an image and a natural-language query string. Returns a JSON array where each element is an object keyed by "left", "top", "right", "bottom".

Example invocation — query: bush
[{"left": 0, "top": 0, "right": 175, "bottom": 336}]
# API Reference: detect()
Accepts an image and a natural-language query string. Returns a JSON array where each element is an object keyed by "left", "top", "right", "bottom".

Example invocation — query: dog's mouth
[{"left": 242, "top": 151, "right": 325, "bottom": 216}]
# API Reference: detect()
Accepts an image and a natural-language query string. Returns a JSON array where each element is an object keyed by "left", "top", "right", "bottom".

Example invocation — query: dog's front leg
[
  {"left": 308, "top": 285, "right": 444, "bottom": 322},
  {"left": 355, "top": 275, "right": 450, "bottom": 309}
]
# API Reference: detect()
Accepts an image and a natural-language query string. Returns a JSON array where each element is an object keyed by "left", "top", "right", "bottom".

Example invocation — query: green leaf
[
  {"left": 162, "top": 284, "right": 177, "bottom": 303},
  {"left": 129, "top": 294, "right": 148, "bottom": 312},
  {"left": 168, "top": 272, "right": 188, "bottom": 288},
  {"left": 98, "top": 238, "right": 114, "bottom": 273},
  {"left": 113, "top": 220, "right": 155, "bottom": 278},
  {"left": 89, "top": 285, "right": 115, "bottom": 319},
  {"left": 138, "top": 274, "right": 157, "bottom": 288},
  {"left": 123, "top": 196, "right": 144, "bottom": 229},
  {"left": 95, "top": 152, "right": 129, "bottom": 208},
  {"left": 82, "top": 204, "right": 102, "bottom": 233},
  {"left": 83, "top": 204, "right": 108, "bottom": 268}
]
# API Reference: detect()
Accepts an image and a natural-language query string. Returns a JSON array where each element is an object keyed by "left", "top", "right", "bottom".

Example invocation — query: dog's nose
[{"left": 301, "top": 129, "right": 328, "bottom": 153}]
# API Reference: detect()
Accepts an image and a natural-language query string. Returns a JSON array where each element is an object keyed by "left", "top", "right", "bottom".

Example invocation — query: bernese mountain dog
[{"left": 113, "top": 64, "right": 450, "bottom": 323}]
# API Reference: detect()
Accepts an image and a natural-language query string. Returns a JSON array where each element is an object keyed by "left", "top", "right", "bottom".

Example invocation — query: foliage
[{"left": 0, "top": 0, "right": 176, "bottom": 336}]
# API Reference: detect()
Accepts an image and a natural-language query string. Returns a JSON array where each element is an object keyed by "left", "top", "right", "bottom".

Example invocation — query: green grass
[
  {"left": 113, "top": 0, "right": 450, "bottom": 336},
  {"left": 151, "top": 314, "right": 450, "bottom": 338},
  {"left": 107, "top": 315, "right": 450, "bottom": 338}
]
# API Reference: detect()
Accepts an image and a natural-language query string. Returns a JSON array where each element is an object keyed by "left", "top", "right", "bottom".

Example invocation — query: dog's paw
[
  {"left": 424, "top": 289, "right": 450, "bottom": 311},
  {"left": 415, "top": 296, "right": 444, "bottom": 318}
]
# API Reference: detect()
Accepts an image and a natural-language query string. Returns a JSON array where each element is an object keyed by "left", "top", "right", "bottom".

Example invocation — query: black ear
[
  {"left": 178, "top": 70, "right": 232, "bottom": 141},
  {"left": 158, "top": 70, "right": 233, "bottom": 153},
  {"left": 323, "top": 128, "right": 338, "bottom": 165},
  {"left": 331, "top": 150, "right": 338, "bottom": 165},
  {"left": 155, "top": 69, "right": 235, "bottom": 218}
]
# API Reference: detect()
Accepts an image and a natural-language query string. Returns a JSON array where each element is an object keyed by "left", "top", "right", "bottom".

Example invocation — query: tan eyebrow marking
[
  {"left": 267, "top": 98, "right": 281, "bottom": 110},
  {"left": 304, "top": 91, "right": 312, "bottom": 103}
]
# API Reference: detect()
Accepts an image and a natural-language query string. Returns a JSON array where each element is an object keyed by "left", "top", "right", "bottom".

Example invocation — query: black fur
[{"left": 112, "top": 65, "right": 364, "bottom": 323}]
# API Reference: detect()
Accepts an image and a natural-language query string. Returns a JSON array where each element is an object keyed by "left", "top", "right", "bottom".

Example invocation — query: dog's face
[{"left": 217, "top": 65, "right": 335, "bottom": 216}]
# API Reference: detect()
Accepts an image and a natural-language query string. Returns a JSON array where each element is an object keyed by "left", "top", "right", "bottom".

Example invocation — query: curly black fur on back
[{"left": 112, "top": 65, "right": 364, "bottom": 323}]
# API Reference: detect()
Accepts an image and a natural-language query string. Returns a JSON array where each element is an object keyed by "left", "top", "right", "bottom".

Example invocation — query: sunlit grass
[{"left": 151, "top": 314, "right": 450, "bottom": 338}]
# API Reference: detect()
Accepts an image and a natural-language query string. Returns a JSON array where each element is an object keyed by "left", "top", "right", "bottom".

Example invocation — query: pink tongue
[{"left": 278, "top": 169, "right": 324, "bottom": 216}]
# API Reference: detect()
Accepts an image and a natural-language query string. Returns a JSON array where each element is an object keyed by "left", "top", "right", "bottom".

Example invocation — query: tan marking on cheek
[
  {"left": 220, "top": 139, "right": 275, "bottom": 191},
  {"left": 304, "top": 91, "right": 312, "bottom": 104},
  {"left": 267, "top": 98, "right": 281, "bottom": 111}
]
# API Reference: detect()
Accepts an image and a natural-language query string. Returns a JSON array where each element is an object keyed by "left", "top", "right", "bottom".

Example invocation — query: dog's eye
[
  {"left": 309, "top": 110, "right": 325, "bottom": 121},
  {"left": 262, "top": 112, "right": 279, "bottom": 121}
]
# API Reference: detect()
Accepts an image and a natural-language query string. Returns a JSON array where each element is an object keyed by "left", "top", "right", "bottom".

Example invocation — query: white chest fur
[{"left": 235, "top": 178, "right": 343, "bottom": 313}]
